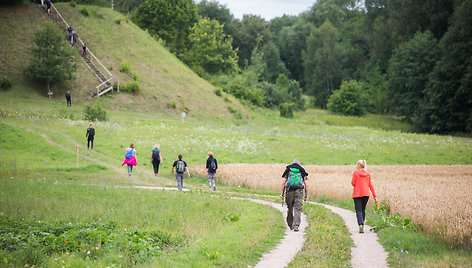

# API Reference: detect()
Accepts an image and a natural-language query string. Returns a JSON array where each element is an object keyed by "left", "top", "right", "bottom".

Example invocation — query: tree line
[
  {"left": 4, "top": 0, "right": 471, "bottom": 133},
  {"left": 129, "top": 0, "right": 471, "bottom": 133}
]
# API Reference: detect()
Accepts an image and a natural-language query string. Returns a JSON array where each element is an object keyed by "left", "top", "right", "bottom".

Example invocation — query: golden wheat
[{"left": 194, "top": 164, "right": 472, "bottom": 245}]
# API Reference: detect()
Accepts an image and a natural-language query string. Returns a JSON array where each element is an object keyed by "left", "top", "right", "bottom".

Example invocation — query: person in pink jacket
[{"left": 351, "top": 160, "right": 377, "bottom": 233}]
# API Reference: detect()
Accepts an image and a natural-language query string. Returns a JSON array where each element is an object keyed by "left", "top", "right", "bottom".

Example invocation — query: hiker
[
  {"left": 86, "top": 124, "right": 95, "bottom": 151},
  {"left": 72, "top": 31, "right": 77, "bottom": 46},
  {"left": 65, "top": 90, "right": 71, "bottom": 107},
  {"left": 206, "top": 151, "right": 218, "bottom": 191},
  {"left": 150, "top": 144, "right": 162, "bottom": 176},
  {"left": 280, "top": 159, "right": 309, "bottom": 232},
  {"left": 67, "top": 25, "right": 73, "bottom": 42},
  {"left": 122, "top": 143, "right": 137, "bottom": 176},
  {"left": 351, "top": 160, "right": 377, "bottom": 233},
  {"left": 45, "top": 0, "right": 51, "bottom": 13},
  {"left": 172, "top": 154, "right": 190, "bottom": 191},
  {"left": 82, "top": 43, "right": 87, "bottom": 57}
]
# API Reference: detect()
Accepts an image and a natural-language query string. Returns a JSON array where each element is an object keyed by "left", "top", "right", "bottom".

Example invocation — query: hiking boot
[
  {"left": 359, "top": 225, "right": 364, "bottom": 233},
  {"left": 293, "top": 226, "right": 299, "bottom": 232},
  {"left": 213, "top": 186, "right": 216, "bottom": 191},
  {"left": 128, "top": 173, "right": 131, "bottom": 176}
]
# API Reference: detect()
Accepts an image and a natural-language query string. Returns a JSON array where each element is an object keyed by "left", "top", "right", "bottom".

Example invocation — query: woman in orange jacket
[{"left": 351, "top": 160, "right": 377, "bottom": 233}]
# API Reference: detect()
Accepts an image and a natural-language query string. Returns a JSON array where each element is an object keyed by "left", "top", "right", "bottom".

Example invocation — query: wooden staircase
[{"left": 39, "top": 3, "right": 113, "bottom": 97}]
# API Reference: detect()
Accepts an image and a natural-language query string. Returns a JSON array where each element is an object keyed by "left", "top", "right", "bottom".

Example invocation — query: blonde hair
[
  {"left": 208, "top": 151, "right": 213, "bottom": 156},
  {"left": 154, "top": 144, "right": 160, "bottom": 149},
  {"left": 357, "top": 160, "right": 366, "bottom": 169}
]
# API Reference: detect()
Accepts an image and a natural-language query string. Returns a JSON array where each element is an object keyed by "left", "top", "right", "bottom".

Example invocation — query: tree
[
  {"left": 304, "top": 20, "right": 345, "bottom": 108},
  {"left": 308, "top": 0, "right": 347, "bottom": 28},
  {"left": 327, "top": 80, "right": 367, "bottom": 116},
  {"left": 415, "top": 0, "right": 472, "bottom": 133},
  {"left": 277, "top": 15, "right": 311, "bottom": 87},
  {"left": 386, "top": 31, "right": 440, "bottom": 119},
  {"left": 233, "top": 15, "right": 272, "bottom": 67},
  {"left": 197, "top": 0, "right": 236, "bottom": 38},
  {"left": 261, "top": 42, "right": 288, "bottom": 83},
  {"left": 24, "top": 22, "right": 77, "bottom": 95},
  {"left": 132, "top": 0, "right": 198, "bottom": 56},
  {"left": 186, "top": 18, "right": 239, "bottom": 75}
]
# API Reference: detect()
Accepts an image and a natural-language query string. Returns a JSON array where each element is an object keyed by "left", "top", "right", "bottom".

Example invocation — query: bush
[
  {"left": 125, "top": 81, "right": 140, "bottom": 93},
  {"left": 83, "top": 102, "right": 108, "bottom": 122},
  {"left": 214, "top": 88, "right": 222, "bottom": 96},
  {"left": 131, "top": 72, "right": 138, "bottom": 81},
  {"left": 0, "top": 76, "right": 12, "bottom": 89},
  {"left": 327, "top": 80, "right": 368, "bottom": 116},
  {"left": 80, "top": 7, "right": 90, "bottom": 16},
  {"left": 119, "top": 62, "right": 130, "bottom": 73},
  {"left": 115, "top": 18, "right": 121, "bottom": 25},
  {"left": 228, "top": 106, "right": 242, "bottom": 119},
  {"left": 69, "top": 1, "right": 76, "bottom": 8},
  {"left": 167, "top": 101, "right": 176, "bottom": 109},
  {"left": 279, "top": 103, "right": 294, "bottom": 118}
]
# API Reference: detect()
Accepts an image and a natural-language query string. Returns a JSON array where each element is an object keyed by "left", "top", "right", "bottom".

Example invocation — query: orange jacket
[{"left": 351, "top": 169, "right": 376, "bottom": 198}]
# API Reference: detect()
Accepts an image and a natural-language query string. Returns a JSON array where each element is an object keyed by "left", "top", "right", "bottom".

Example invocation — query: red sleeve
[
  {"left": 351, "top": 171, "right": 356, "bottom": 186},
  {"left": 369, "top": 175, "right": 376, "bottom": 198}
]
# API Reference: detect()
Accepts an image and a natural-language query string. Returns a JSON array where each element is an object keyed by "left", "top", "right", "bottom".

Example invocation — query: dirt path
[
  {"left": 233, "top": 198, "right": 307, "bottom": 268},
  {"left": 309, "top": 202, "right": 389, "bottom": 268}
]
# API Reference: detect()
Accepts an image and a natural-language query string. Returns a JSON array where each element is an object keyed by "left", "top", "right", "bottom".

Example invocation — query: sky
[{"left": 195, "top": 0, "right": 316, "bottom": 21}]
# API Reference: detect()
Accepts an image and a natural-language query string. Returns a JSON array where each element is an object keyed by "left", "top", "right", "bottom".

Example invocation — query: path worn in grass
[{"left": 310, "top": 202, "right": 389, "bottom": 268}]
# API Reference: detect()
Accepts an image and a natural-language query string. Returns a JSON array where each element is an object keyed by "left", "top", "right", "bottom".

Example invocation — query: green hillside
[{"left": 0, "top": 3, "right": 243, "bottom": 118}]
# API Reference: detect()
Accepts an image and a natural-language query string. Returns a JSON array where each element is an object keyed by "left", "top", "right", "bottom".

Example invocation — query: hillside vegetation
[{"left": 0, "top": 3, "right": 243, "bottom": 118}]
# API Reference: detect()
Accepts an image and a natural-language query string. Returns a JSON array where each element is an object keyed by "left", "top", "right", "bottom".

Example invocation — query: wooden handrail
[{"left": 50, "top": 3, "right": 113, "bottom": 93}]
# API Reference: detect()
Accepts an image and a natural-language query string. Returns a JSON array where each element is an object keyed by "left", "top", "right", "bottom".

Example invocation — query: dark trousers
[
  {"left": 353, "top": 196, "right": 369, "bottom": 226},
  {"left": 285, "top": 189, "right": 303, "bottom": 229},
  {"left": 66, "top": 98, "right": 71, "bottom": 107},
  {"left": 152, "top": 160, "right": 160, "bottom": 174},
  {"left": 87, "top": 137, "right": 94, "bottom": 149}
]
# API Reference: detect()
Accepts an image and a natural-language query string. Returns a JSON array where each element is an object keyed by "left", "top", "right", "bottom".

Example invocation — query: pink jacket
[{"left": 351, "top": 169, "right": 376, "bottom": 198}]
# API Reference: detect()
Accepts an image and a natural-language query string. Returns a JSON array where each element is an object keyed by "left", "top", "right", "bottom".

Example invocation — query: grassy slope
[{"left": 0, "top": 3, "right": 243, "bottom": 119}]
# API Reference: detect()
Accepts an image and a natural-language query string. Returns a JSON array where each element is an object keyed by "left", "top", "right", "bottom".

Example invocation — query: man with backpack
[
  {"left": 206, "top": 151, "right": 218, "bottom": 191},
  {"left": 86, "top": 124, "right": 95, "bottom": 151},
  {"left": 172, "top": 154, "right": 190, "bottom": 191},
  {"left": 280, "top": 159, "right": 309, "bottom": 232}
]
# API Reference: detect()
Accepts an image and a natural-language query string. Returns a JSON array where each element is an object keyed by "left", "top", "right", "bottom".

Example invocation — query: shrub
[
  {"left": 279, "top": 103, "right": 294, "bottom": 118},
  {"left": 115, "top": 18, "right": 121, "bottom": 25},
  {"left": 228, "top": 106, "right": 242, "bottom": 119},
  {"left": 167, "top": 101, "right": 176, "bottom": 109},
  {"left": 119, "top": 62, "right": 130, "bottom": 73},
  {"left": 80, "top": 7, "right": 90, "bottom": 16},
  {"left": 125, "top": 81, "right": 140, "bottom": 93},
  {"left": 131, "top": 72, "right": 138, "bottom": 81},
  {"left": 0, "top": 76, "right": 12, "bottom": 89},
  {"left": 214, "top": 88, "right": 222, "bottom": 96},
  {"left": 69, "top": 1, "right": 76, "bottom": 8},
  {"left": 83, "top": 101, "right": 108, "bottom": 122},
  {"left": 327, "top": 80, "right": 368, "bottom": 116}
]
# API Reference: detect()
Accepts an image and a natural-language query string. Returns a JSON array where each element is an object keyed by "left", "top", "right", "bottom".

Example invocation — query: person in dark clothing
[
  {"left": 172, "top": 154, "right": 190, "bottom": 191},
  {"left": 150, "top": 144, "right": 162, "bottom": 176},
  {"left": 65, "top": 90, "right": 71, "bottom": 107},
  {"left": 86, "top": 124, "right": 95, "bottom": 151},
  {"left": 280, "top": 159, "right": 309, "bottom": 232},
  {"left": 206, "top": 151, "right": 218, "bottom": 191},
  {"left": 46, "top": 0, "right": 51, "bottom": 13},
  {"left": 82, "top": 43, "right": 87, "bottom": 57}
]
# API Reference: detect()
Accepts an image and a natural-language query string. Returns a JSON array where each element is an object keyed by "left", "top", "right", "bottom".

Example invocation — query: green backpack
[{"left": 286, "top": 167, "right": 304, "bottom": 190}]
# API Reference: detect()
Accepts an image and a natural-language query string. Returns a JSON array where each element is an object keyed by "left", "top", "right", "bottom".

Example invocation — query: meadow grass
[{"left": 0, "top": 177, "right": 285, "bottom": 267}]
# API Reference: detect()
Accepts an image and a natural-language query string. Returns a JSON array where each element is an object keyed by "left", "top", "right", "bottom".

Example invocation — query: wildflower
[
  {"left": 406, "top": 251, "right": 409, "bottom": 254},
  {"left": 401, "top": 249, "right": 404, "bottom": 253},
  {"left": 64, "top": 240, "right": 68, "bottom": 244},
  {"left": 87, "top": 251, "right": 90, "bottom": 255}
]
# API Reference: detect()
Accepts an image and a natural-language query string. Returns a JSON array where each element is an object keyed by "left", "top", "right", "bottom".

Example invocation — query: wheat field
[{"left": 194, "top": 164, "right": 472, "bottom": 245}]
